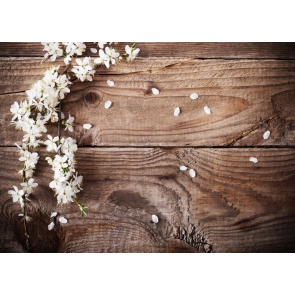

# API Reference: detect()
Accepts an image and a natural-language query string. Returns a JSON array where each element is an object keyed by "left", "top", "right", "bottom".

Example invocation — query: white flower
[
  {"left": 21, "top": 178, "right": 38, "bottom": 194},
  {"left": 105, "top": 47, "right": 120, "bottom": 65},
  {"left": 41, "top": 42, "right": 63, "bottom": 61},
  {"left": 44, "top": 135, "right": 60, "bottom": 152},
  {"left": 19, "top": 150, "right": 39, "bottom": 169},
  {"left": 125, "top": 45, "right": 140, "bottom": 62},
  {"left": 8, "top": 186, "right": 24, "bottom": 203},
  {"left": 72, "top": 57, "right": 95, "bottom": 82},
  {"left": 64, "top": 114, "right": 75, "bottom": 132},
  {"left": 94, "top": 49, "right": 110, "bottom": 68}
]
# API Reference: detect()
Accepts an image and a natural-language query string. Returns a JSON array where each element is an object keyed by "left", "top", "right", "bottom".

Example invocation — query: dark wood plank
[
  {"left": 1, "top": 147, "right": 294, "bottom": 252},
  {"left": 0, "top": 42, "right": 295, "bottom": 59},
  {"left": 1, "top": 58, "right": 295, "bottom": 146}
]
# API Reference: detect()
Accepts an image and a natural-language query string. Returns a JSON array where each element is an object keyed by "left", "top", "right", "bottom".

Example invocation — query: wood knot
[{"left": 83, "top": 90, "right": 103, "bottom": 108}]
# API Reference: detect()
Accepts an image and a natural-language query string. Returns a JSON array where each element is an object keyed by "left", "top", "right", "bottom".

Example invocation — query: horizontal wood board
[
  {"left": 1, "top": 58, "right": 295, "bottom": 146},
  {"left": 0, "top": 148, "right": 294, "bottom": 252}
]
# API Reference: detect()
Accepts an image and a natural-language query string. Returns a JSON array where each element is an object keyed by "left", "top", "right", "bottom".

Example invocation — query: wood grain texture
[
  {"left": 1, "top": 147, "right": 294, "bottom": 253},
  {"left": 1, "top": 58, "right": 295, "bottom": 146},
  {"left": 0, "top": 42, "right": 295, "bottom": 59}
]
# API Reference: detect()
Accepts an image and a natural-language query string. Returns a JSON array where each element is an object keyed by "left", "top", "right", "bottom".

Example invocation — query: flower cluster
[
  {"left": 45, "top": 136, "right": 83, "bottom": 205},
  {"left": 9, "top": 42, "right": 140, "bottom": 249},
  {"left": 42, "top": 42, "right": 86, "bottom": 64}
]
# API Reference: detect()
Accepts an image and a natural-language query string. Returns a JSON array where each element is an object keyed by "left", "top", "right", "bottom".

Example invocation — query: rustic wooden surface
[{"left": 0, "top": 43, "right": 294, "bottom": 252}]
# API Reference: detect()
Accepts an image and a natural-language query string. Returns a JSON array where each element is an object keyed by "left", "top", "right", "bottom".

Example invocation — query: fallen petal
[
  {"left": 174, "top": 107, "right": 180, "bottom": 116},
  {"left": 48, "top": 221, "right": 55, "bottom": 231},
  {"left": 107, "top": 80, "right": 115, "bottom": 87},
  {"left": 249, "top": 157, "right": 258, "bottom": 163},
  {"left": 83, "top": 124, "right": 92, "bottom": 130},
  {"left": 189, "top": 169, "right": 196, "bottom": 177},
  {"left": 180, "top": 166, "right": 188, "bottom": 171},
  {"left": 50, "top": 212, "right": 57, "bottom": 218},
  {"left": 90, "top": 48, "right": 98, "bottom": 53},
  {"left": 59, "top": 216, "right": 68, "bottom": 224},
  {"left": 190, "top": 93, "right": 199, "bottom": 100},
  {"left": 204, "top": 106, "right": 211, "bottom": 114},
  {"left": 60, "top": 112, "right": 65, "bottom": 119},
  {"left": 152, "top": 214, "right": 159, "bottom": 223},
  {"left": 263, "top": 130, "right": 270, "bottom": 140},
  {"left": 151, "top": 88, "right": 160, "bottom": 95},
  {"left": 105, "top": 100, "right": 112, "bottom": 109}
]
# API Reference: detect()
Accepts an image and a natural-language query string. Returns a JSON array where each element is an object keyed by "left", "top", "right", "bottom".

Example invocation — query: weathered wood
[
  {"left": 1, "top": 42, "right": 295, "bottom": 59},
  {"left": 1, "top": 58, "right": 295, "bottom": 146},
  {"left": 1, "top": 147, "right": 295, "bottom": 253}
]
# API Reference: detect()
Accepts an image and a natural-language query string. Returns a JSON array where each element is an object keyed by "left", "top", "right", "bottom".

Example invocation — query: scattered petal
[
  {"left": 90, "top": 48, "right": 98, "bottom": 53},
  {"left": 59, "top": 216, "right": 67, "bottom": 224},
  {"left": 249, "top": 157, "right": 258, "bottom": 163},
  {"left": 18, "top": 214, "right": 24, "bottom": 217},
  {"left": 190, "top": 93, "right": 199, "bottom": 100},
  {"left": 151, "top": 214, "right": 159, "bottom": 223},
  {"left": 189, "top": 169, "right": 196, "bottom": 178},
  {"left": 151, "top": 88, "right": 160, "bottom": 95},
  {"left": 83, "top": 124, "right": 92, "bottom": 130},
  {"left": 48, "top": 221, "right": 55, "bottom": 231},
  {"left": 174, "top": 107, "right": 180, "bottom": 116},
  {"left": 180, "top": 166, "right": 188, "bottom": 171},
  {"left": 107, "top": 80, "right": 115, "bottom": 87},
  {"left": 204, "top": 106, "right": 211, "bottom": 114},
  {"left": 263, "top": 130, "right": 270, "bottom": 140},
  {"left": 105, "top": 100, "right": 112, "bottom": 109},
  {"left": 60, "top": 112, "right": 65, "bottom": 119},
  {"left": 50, "top": 212, "right": 57, "bottom": 218}
]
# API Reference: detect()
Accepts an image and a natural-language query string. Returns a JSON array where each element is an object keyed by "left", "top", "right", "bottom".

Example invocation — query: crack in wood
[
  {"left": 222, "top": 115, "right": 278, "bottom": 146},
  {"left": 168, "top": 223, "right": 213, "bottom": 253}
]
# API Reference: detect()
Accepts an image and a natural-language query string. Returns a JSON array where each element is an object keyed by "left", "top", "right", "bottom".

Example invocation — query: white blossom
[
  {"left": 21, "top": 178, "right": 38, "bottom": 194},
  {"left": 8, "top": 186, "right": 24, "bottom": 203},
  {"left": 94, "top": 49, "right": 110, "bottom": 68},
  {"left": 125, "top": 45, "right": 140, "bottom": 62},
  {"left": 72, "top": 57, "right": 95, "bottom": 82},
  {"left": 64, "top": 114, "right": 75, "bottom": 132}
]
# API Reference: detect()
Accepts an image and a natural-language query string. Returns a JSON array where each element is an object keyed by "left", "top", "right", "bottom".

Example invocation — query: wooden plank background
[{"left": 0, "top": 42, "right": 294, "bottom": 252}]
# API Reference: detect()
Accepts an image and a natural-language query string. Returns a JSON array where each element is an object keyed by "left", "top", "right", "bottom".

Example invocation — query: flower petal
[
  {"left": 48, "top": 222, "right": 55, "bottom": 231},
  {"left": 59, "top": 216, "right": 67, "bottom": 224},
  {"left": 90, "top": 48, "right": 98, "bottom": 53},
  {"left": 83, "top": 124, "right": 92, "bottom": 130},
  {"left": 180, "top": 166, "right": 188, "bottom": 171},
  {"left": 105, "top": 100, "right": 112, "bottom": 109},
  {"left": 190, "top": 93, "right": 199, "bottom": 100},
  {"left": 174, "top": 107, "right": 180, "bottom": 116},
  {"left": 151, "top": 88, "right": 160, "bottom": 95},
  {"left": 107, "top": 80, "right": 115, "bottom": 87},
  {"left": 189, "top": 169, "right": 196, "bottom": 178},
  {"left": 263, "top": 130, "right": 270, "bottom": 140},
  {"left": 204, "top": 106, "right": 211, "bottom": 114},
  {"left": 50, "top": 212, "right": 57, "bottom": 218},
  {"left": 249, "top": 157, "right": 258, "bottom": 163},
  {"left": 151, "top": 214, "right": 159, "bottom": 223}
]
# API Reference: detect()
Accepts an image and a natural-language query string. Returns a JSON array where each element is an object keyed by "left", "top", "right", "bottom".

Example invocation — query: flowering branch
[{"left": 9, "top": 42, "right": 140, "bottom": 250}]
